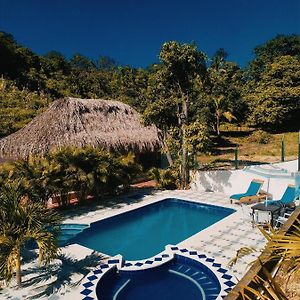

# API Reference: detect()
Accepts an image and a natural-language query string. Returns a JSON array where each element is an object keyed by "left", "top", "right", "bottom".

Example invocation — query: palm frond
[
  {"left": 0, "top": 185, "right": 61, "bottom": 284},
  {"left": 228, "top": 246, "right": 256, "bottom": 268}
]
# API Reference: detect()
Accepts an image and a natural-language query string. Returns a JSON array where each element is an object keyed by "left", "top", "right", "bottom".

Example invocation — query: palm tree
[
  {"left": 107, "top": 152, "right": 141, "bottom": 193},
  {"left": 63, "top": 147, "right": 110, "bottom": 201},
  {"left": 0, "top": 184, "right": 61, "bottom": 286},
  {"left": 12, "top": 155, "right": 60, "bottom": 205},
  {"left": 208, "top": 49, "right": 237, "bottom": 136},
  {"left": 213, "top": 94, "right": 236, "bottom": 136},
  {"left": 229, "top": 222, "right": 300, "bottom": 299}
]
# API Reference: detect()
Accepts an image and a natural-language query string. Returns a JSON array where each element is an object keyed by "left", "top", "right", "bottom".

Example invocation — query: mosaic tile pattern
[
  {"left": 80, "top": 258, "right": 121, "bottom": 300},
  {"left": 71, "top": 189, "right": 266, "bottom": 280},
  {"left": 0, "top": 189, "right": 267, "bottom": 299},
  {"left": 80, "top": 246, "right": 237, "bottom": 300}
]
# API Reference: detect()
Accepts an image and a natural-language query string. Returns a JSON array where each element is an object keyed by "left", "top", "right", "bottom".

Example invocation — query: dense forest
[
  {"left": 1, "top": 33, "right": 299, "bottom": 298},
  {"left": 1, "top": 31, "right": 300, "bottom": 138}
]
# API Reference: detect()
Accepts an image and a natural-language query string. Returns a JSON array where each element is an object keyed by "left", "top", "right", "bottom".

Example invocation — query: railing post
[
  {"left": 235, "top": 145, "right": 239, "bottom": 170},
  {"left": 281, "top": 134, "right": 285, "bottom": 162},
  {"left": 298, "top": 130, "right": 300, "bottom": 171}
]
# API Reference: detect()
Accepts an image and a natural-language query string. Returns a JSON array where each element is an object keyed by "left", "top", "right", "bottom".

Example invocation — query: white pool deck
[
  {"left": 64, "top": 189, "right": 266, "bottom": 280},
  {"left": 1, "top": 189, "right": 268, "bottom": 300},
  {"left": 2, "top": 159, "right": 298, "bottom": 299}
]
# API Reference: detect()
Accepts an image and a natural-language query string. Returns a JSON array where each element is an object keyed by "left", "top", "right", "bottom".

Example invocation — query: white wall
[{"left": 191, "top": 160, "right": 298, "bottom": 199}]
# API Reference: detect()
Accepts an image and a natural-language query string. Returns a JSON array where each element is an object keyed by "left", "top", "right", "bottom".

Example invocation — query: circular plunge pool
[{"left": 96, "top": 256, "right": 222, "bottom": 300}]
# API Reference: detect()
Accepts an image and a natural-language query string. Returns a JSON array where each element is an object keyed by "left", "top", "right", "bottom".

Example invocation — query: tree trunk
[
  {"left": 61, "top": 194, "right": 68, "bottom": 207},
  {"left": 160, "top": 129, "right": 173, "bottom": 166},
  {"left": 216, "top": 112, "right": 220, "bottom": 136},
  {"left": 94, "top": 183, "right": 100, "bottom": 201},
  {"left": 15, "top": 248, "right": 22, "bottom": 287},
  {"left": 181, "top": 95, "right": 189, "bottom": 189},
  {"left": 78, "top": 187, "right": 87, "bottom": 203}
]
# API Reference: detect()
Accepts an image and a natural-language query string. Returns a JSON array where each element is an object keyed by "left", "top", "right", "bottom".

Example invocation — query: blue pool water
[
  {"left": 96, "top": 255, "right": 221, "bottom": 300},
  {"left": 69, "top": 198, "right": 235, "bottom": 260},
  {"left": 59, "top": 223, "right": 89, "bottom": 244}
]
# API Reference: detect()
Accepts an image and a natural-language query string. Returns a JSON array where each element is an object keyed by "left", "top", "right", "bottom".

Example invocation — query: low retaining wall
[{"left": 191, "top": 160, "right": 297, "bottom": 199}]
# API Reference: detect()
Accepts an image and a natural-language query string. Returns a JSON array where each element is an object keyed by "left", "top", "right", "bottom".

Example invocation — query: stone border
[{"left": 80, "top": 246, "right": 236, "bottom": 300}]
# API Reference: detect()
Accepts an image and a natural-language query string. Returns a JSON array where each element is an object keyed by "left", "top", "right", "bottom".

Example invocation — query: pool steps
[
  {"left": 169, "top": 264, "right": 220, "bottom": 299},
  {"left": 98, "top": 260, "right": 221, "bottom": 300},
  {"left": 59, "top": 223, "right": 89, "bottom": 244},
  {"left": 80, "top": 246, "right": 237, "bottom": 300}
]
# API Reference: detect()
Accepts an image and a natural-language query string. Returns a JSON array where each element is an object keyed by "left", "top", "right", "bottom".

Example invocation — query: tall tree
[
  {"left": 0, "top": 31, "right": 40, "bottom": 87},
  {"left": 204, "top": 49, "right": 245, "bottom": 135},
  {"left": 245, "top": 55, "right": 300, "bottom": 130},
  {"left": 248, "top": 34, "right": 300, "bottom": 81},
  {"left": 69, "top": 53, "right": 96, "bottom": 71},
  {"left": 158, "top": 41, "right": 206, "bottom": 188}
]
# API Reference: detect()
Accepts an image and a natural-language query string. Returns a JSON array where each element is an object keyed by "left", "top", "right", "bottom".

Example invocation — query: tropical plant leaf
[
  {"left": 223, "top": 111, "right": 237, "bottom": 122},
  {"left": 228, "top": 246, "right": 256, "bottom": 268}
]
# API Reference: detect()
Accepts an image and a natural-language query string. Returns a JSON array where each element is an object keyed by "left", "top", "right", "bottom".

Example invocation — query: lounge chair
[
  {"left": 230, "top": 179, "right": 264, "bottom": 204},
  {"left": 265, "top": 185, "right": 295, "bottom": 207}
]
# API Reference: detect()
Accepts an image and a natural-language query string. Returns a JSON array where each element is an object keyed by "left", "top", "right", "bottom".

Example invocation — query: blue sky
[{"left": 0, "top": 0, "right": 299, "bottom": 68}]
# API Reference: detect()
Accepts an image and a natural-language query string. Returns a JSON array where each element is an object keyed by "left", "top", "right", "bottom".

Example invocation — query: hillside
[{"left": 197, "top": 127, "right": 298, "bottom": 170}]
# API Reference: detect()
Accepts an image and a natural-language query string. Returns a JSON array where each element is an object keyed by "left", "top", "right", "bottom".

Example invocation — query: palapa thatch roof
[{"left": 0, "top": 97, "right": 161, "bottom": 159}]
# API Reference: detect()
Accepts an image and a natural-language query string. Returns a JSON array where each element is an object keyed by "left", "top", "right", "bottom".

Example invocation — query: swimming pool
[
  {"left": 80, "top": 246, "right": 237, "bottom": 300},
  {"left": 69, "top": 198, "right": 235, "bottom": 260},
  {"left": 97, "top": 256, "right": 221, "bottom": 300}
]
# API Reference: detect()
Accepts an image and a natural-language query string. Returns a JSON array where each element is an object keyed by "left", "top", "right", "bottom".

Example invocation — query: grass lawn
[{"left": 197, "top": 126, "right": 299, "bottom": 170}]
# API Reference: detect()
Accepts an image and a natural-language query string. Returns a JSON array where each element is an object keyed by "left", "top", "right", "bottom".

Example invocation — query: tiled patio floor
[{"left": 0, "top": 189, "right": 267, "bottom": 299}]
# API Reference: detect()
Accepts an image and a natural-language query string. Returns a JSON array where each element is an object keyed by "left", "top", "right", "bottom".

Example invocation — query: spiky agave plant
[{"left": 0, "top": 184, "right": 61, "bottom": 286}]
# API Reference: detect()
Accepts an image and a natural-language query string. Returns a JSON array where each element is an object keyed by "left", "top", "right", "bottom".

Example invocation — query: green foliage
[
  {"left": 159, "top": 41, "right": 207, "bottom": 94},
  {"left": 1, "top": 31, "right": 300, "bottom": 152},
  {"left": 184, "top": 120, "right": 211, "bottom": 152},
  {"left": 248, "top": 34, "right": 300, "bottom": 81},
  {"left": 245, "top": 55, "right": 300, "bottom": 129},
  {"left": 203, "top": 50, "right": 246, "bottom": 134},
  {"left": 0, "top": 78, "right": 50, "bottom": 137},
  {"left": 0, "top": 184, "right": 61, "bottom": 285},
  {"left": 247, "top": 130, "right": 271, "bottom": 144},
  {"left": 149, "top": 167, "right": 180, "bottom": 190},
  {"left": 0, "top": 32, "right": 40, "bottom": 88},
  {"left": 0, "top": 147, "right": 141, "bottom": 205}
]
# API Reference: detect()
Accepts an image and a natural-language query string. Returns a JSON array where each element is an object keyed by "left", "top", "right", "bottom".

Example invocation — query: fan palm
[
  {"left": 0, "top": 184, "right": 61, "bottom": 286},
  {"left": 70, "top": 147, "right": 110, "bottom": 201}
]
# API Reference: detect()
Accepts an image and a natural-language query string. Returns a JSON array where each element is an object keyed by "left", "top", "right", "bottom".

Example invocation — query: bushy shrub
[
  {"left": 1, "top": 147, "right": 142, "bottom": 205},
  {"left": 247, "top": 130, "right": 271, "bottom": 144},
  {"left": 0, "top": 78, "right": 50, "bottom": 137},
  {"left": 149, "top": 167, "right": 180, "bottom": 190}
]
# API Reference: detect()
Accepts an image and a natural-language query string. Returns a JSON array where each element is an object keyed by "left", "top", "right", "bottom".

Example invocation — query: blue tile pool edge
[{"left": 80, "top": 245, "right": 237, "bottom": 300}]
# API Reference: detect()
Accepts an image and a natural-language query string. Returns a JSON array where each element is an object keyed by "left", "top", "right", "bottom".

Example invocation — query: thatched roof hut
[{"left": 0, "top": 97, "right": 161, "bottom": 159}]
